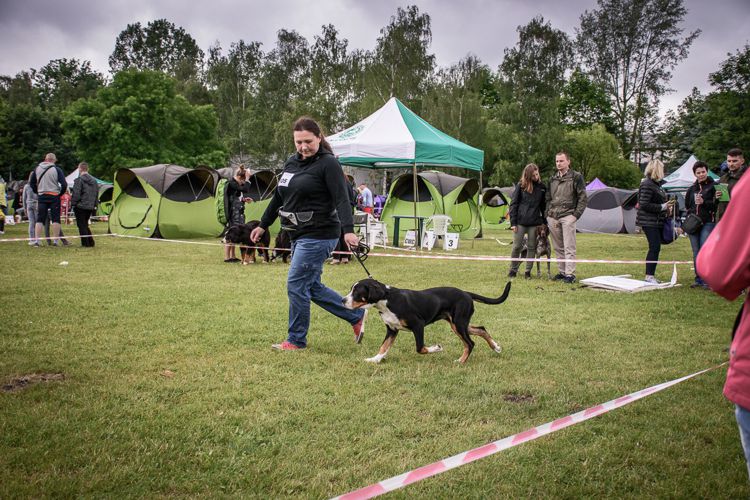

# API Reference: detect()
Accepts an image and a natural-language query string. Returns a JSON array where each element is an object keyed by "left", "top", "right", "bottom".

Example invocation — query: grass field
[{"left": 1, "top": 221, "right": 747, "bottom": 498}]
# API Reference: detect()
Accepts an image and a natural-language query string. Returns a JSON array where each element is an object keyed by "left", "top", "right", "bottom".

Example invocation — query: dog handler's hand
[
  {"left": 344, "top": 232, "right": 360, "bottom": 249},
  {"left": 511, "top": 225, "right": 517, "bottom": 233},
  {"left": 250, "top": 226, "right": 265, "bottom": 243}
]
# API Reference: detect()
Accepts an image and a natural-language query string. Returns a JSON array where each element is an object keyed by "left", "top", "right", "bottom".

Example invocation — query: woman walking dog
[{"left": 250, "top": 117, "right": 366, "bottom": 350}]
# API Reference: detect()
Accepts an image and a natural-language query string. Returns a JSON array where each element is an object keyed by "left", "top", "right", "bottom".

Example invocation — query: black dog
[
  {"left": 343, "top": 279, "right": 511, "bottom": 364},
  {"left": 270, "top": 229, "right": 292, "bottom": 263},
  {"left": 223, "top": 221, "right": 270, "bottom": 264},
  {"left": 520, "top": 224, "right": 552, "bottom": 278}
]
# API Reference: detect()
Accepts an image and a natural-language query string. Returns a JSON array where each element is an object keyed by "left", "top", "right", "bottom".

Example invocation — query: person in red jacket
[{"left": 697, "top": 171, "right": 750, "bottom": 478}]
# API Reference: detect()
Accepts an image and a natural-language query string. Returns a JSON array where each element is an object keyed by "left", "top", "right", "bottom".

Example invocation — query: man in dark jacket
[
  {"left": 70, "top": 162, "right": 98, "bottom": 247},
  {"left": 29, "top": 152, "right": 67, "bottom": 246},
  {"left": 545, "top": 151, "right": 588, "bottom": 283},
  {"left": 716, "top": 148, "right": 747, "bottom": 222}
]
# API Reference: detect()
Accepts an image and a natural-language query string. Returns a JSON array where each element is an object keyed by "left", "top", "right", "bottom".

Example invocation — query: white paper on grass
[{"left": 580, "top": 265, "right": 679, "bottom": 293}]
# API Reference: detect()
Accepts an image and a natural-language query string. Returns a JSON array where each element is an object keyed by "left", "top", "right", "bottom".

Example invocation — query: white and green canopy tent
[
  {"left": 663, "top": 155, "right": 719, "bottom": 191},
  {"left": 328, "top": 97, "right": 485, "bottom": 241}
]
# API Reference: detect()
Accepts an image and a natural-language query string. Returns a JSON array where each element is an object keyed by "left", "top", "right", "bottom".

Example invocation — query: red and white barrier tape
[
  {"left": 332, "top": 362, "right": 727, "bottom": 500},
  {"left": 111, "top": 235, "right": 693, "bottom": 265},
  {"left": 0, "top": 233, "right": 119, "bottom": 243},
  {"left": 1, "top": 232, "right": 694, "bottom": 265},
  {"left": 365, "top": 251, "right": 692, "bottom": 265}
]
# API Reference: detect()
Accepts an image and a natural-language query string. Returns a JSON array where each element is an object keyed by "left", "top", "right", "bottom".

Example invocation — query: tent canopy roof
[
  {"left": 586, "top": 177, "right": 608, "bottom": 190},
  {"left": 115, "top": 164, "right": 219, "bottom": 195},
  {"left": 328, "top": 97, "right": 484, "bottom": 172},
  {"left": 663, "top": 155, "right": 719, "bottom": 190}
]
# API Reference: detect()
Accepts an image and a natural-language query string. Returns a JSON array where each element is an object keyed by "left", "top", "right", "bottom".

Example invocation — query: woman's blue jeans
[
  {"left": 736, "top": 404, "right": 750, "bottom": 479},
  {"left": 689, "top": 222, "right": 715, "bottom": 284},
  {"left": 286, "top": 237, "right": 363, "bottom": 347}
]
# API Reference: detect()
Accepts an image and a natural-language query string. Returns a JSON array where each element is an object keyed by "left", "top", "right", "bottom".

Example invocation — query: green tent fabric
[
  {"left": 109, "top": 167, "right": 161, "bottom": 237},
  {"left": 380, "top": 171, "right": 481, "bottom": 240},
  {"left": 97, "top": 184, "right": 114, "bottom": 216},
  {"left": 329, "top": 97, "right": 484, "bottom": 171},
  {"left": 243, "top": 170, "right": 280, "bottom": 234},
  {"left": 109, "top": 164, "right": 224, "bottom": 238},
  {"left": 159, "top": 167, "right": 224, "bottom": 238},
  {"left": 480, "top": 187, "right": 510, "bottom": 226},
  {"left": 216, "top": 168, "right": 281, "bottom": 234}
]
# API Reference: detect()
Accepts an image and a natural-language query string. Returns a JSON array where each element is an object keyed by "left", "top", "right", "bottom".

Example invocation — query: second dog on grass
[
  {"left": 223, "top": 221, "right": 270, "bottom": 264},
  {"left": 520, "top": 224, "right": 552, "bottom": 278},
  {"left": 343, "top": 278, "right": 511, "bottom": 364},
  {"left": 270, "top": 230, "right": 292, "bottom": 263}
]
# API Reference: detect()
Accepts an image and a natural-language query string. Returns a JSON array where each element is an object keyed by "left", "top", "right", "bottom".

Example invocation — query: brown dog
[
  {"left": 271, "top": 230, "right": 292, "bottom": 263},
  {"left": 520, "top": 224, "right": 552, "bottom": 278},
  {"left": 223, "top": 221, "right": 270, "bottom": 264}
]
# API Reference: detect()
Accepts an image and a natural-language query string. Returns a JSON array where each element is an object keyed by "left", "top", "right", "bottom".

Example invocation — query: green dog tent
[
  {"left": 97, "top": 184, "right": 114, "bottom": 216},
  {"left": 216, "top": 168, "right": 281, "bottom": 234},
  {"left": 109, "top": 164, "right": 224, "bottom": 238},
  {"left": 380, "top": 171, "right": 481, "bottom": 240},
  {"left": 480, "top": 187, "right": 510, "bottom": 226}
]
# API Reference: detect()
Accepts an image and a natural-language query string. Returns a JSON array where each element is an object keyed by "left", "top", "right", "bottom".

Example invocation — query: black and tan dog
[
  {"left": 223, "top": 221, "right": 270, "bottom": 264},
  {"left": 342, "top": 279, "right": 511, "bottom": 364},
  {"left": 270, "top": 229, "right": 292, "bottom": 263},
  {"left": 520, "top": 224, "right": 552, "bottom": 278}
]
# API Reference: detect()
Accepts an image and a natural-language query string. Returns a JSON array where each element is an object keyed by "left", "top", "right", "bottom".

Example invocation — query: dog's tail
[{"left": 468, "top": 281, "right": 512, "bottom": 305}]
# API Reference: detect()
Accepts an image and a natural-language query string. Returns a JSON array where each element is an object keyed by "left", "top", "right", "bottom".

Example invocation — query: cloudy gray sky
[{"left": 1, "top": 0, "right": 748, "bottom": 117}]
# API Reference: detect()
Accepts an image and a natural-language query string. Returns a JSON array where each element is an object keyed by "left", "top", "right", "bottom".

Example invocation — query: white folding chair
[
  {"left": 425, "top": 215, "right": 451, "bottom": 250},
  {"left": 365, "top": 214, "right": 387, "bottom": 248}
]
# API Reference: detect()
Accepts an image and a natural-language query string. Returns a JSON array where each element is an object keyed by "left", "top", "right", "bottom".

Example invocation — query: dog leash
[{"left": 351, "top": 241, "right": 373, "bottom": 278}]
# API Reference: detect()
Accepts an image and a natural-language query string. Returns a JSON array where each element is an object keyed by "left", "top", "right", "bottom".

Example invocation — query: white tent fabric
[
  {"left": 65, "top": 168, "right": 82, "bottom": 187},
  {"left": 663, "top": 155, "right": 719, "bottom": 190},
  {"left": 581, "top": 265, "right": 679, "bottom": 292},
  {"left": 329, "top": 98, "right": 414, "bottom": 160}
]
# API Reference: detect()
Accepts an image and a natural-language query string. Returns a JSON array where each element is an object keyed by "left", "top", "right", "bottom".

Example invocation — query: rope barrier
[{"left": 1, "top": 232, "right": 695, "bottom": 266}]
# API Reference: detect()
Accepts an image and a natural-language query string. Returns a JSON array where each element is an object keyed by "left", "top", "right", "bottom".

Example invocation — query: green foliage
[
  {"left": 206, "top": 39, "right": 265, "bottom": 163},
  {"left": 33, "top": 58, "right": 105, "bottom": 111},
  {"left": 576, "top": 0, "right": 700, "bottom": 158},
  {"left": 488, "top": 16, "right": 572, "bottom": 184},
  {"left": 560, "top": 69, "right": 614, "bottom": 132},
  {"left": 709, "top": 44, "right": 750, "bottom": 93},
  {"left": 659, "top": 88, "right": 706, "bottom": 169},
  {"left": 563, "top": 124, "right": 641, "bottom": 188},
  {"left": 0, "top": 224, "right": 746, "bottom": 497},
  {"left": 660, "top": 45, "right": 750, "bottom": 169},
  {"left": 0, "top": 71, "right": 40, "bottom": 107},
  {"left": 0, "top": 101, "right": 77, "bottom": 180},
  {"left": 365, "top": 5, "right": 435, "bottom": 113},
  {"left": 62, "top": 70, "right": 226, "bottom": 179},
  {"left": 109, "top": 19, "right": 204, "bottom": 76},
  {"left": 421, "top": 56, "right": 495, "bottom": 173},
  {"left": 693, "top": 90, "right": 750, "bottom": 168}
]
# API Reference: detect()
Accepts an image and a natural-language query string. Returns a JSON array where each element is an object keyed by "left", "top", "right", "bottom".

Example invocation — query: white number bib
[{"left": 278, "top": 172, "right": 295, "bottom": 187}]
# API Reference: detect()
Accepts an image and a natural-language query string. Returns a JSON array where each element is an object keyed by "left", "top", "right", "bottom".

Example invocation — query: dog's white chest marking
[{"left": 376, "top": 301, "right": 404, "bottom": 331}]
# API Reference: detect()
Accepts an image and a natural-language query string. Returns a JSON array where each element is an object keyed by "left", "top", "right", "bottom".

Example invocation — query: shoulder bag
[{"left": 682, "top": 213, "right": 703, "bottom": 235}]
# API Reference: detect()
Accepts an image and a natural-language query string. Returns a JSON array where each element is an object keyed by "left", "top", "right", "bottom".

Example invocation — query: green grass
[{"left": 1, "top": 221, "right": 747, "bottom": 498}]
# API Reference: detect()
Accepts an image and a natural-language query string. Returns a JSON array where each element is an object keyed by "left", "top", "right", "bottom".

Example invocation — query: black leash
[{"left": 351, "top": 241, "right": 373, "bottom": 278}]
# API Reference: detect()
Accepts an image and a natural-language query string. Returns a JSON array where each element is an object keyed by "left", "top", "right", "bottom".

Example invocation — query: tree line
[{"left": 1, "top": 0, "right": 747, "bottom": 188}]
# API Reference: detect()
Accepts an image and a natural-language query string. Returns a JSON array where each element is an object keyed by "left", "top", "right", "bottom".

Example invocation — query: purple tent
[{"left": 586, "top": 177, "right": 608, "bottom": 191}]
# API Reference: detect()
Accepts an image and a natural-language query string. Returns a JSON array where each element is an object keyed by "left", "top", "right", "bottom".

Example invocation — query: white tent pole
[
  {"left": 413, "top": 162, "right": 420, "bottom": 249},
  {"left": 479, "top": 171, "right": 483, "bottom": 206}
]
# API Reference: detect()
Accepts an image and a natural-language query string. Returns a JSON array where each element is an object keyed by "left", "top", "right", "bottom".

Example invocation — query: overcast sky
[{"left": 1, "top": 0, "right": 748, "bottom": 118}]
